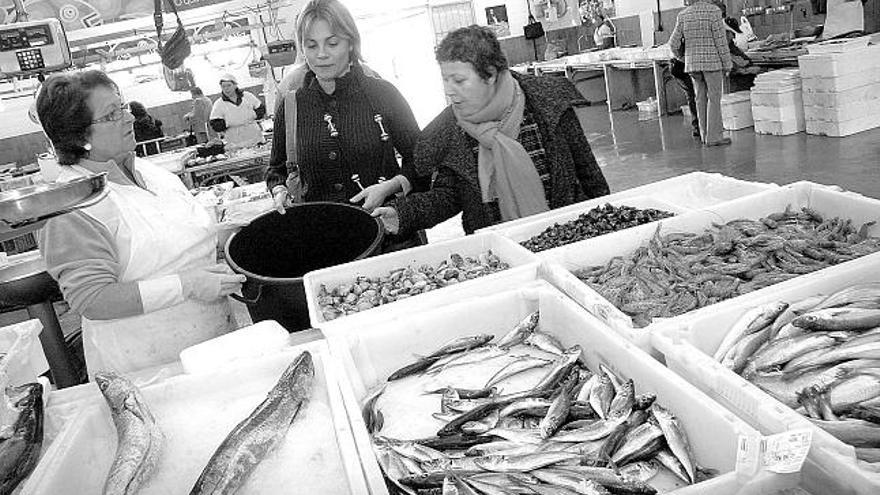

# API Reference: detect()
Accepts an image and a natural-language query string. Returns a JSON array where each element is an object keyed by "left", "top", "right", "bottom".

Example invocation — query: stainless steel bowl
[{"left": 0, "top": 173, "right": 108, "bottom": 226}]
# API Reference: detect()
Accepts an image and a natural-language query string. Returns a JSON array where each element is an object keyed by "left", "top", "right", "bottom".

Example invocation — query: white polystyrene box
[
  {"left": 797, "top": 44, "right": 880, "bottom": 78},
  {"left": 722, "top": 91, "right": 754, "bottom": 130},
  {"left": 801, "top": 67, "right": 880, "bottom": 93},
  {"left": 806, "top": 113, "right": 880, "bottom": 137},
  {"left": 754, "top": 118, "right": 805, "bottom": 136},
  {"left": 179, "top": 320, "right": 290, "bottom": 375},
  {"left": 801, "top": 82, "right": 880, "bottom": 108},
  {"left": 325, "top": 282, "right": 771, "bottom": 495}
]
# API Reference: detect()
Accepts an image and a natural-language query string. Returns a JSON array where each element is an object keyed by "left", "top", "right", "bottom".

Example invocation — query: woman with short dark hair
[
  {"left": 36, "top": 70, "right": 245, "bottom": 379},
  {"left": 373, "top": 26, "right": 609, "bottom": 236}
]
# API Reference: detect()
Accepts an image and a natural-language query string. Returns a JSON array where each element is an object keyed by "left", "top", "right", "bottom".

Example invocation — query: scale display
[{"left": 0, "top": 19, "right": 71, "bottom": 77}]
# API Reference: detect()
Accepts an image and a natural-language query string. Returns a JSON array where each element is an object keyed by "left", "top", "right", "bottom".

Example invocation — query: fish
[
  {"left": 446, "top": 397, "right": 493, "bottom": 413},
  {"left": 551, "top": 414, "right": 628, "bottom": 443},
  {"left": 655, "top": 448, "right": 691, "bottom": 484},
  {"left": 589, "top": 372, "right": 615, "bottom": 419},
  {"left": 855, "top": 447, "right": 880, "bottom": 463},
  {"left": 775, "top": 322, "right": 809, "bottom": 341},
  {"left": 551, "top": 465, "right": 658, "bottom": 494},
  {"left": 812, "top": 283, "right": 880, "bottom": 312},
  {"left": 600, "top": 364, "right": 626, "bottom": 395},
  {"left": 0, "top": 383, "right": 43, "bottom": 495},
  {"left": 389, "top": 356, "right": 444, "bottom": 381},
  {"left": 417, "top": 434, "right": 499, "bottom": 451},
  {"left": 525, "top": 482, "right": 581, "bottom": 495},
  {"left": 483, "top": 427, "right": 544, "bottom": 445},
  {"left": 540, "top": 386, "right": 572, "bottom": 439},
  {"left": 525, "top": 332, "right": 565, "bottom": 355},
  {"left": 386, "top": 439, "right": 448, "bottom": 463},
  {"left": 827, "top": 372, "right": 880, "bottom": 413},
  {"left": 617, "top": 460, "right": 661, "bottom": 483},
  {"left": 792, "top": 308, "right": 880, "bottom": 332},
  {"left": 651, "top": 404, "right": 697, "bottom": 484},
  {"left": 427, "top": 346, "right": 508, "bottom": 375},
  {"left": 465, "top": 441, "right": 527, "bottom": 457},
  {"left": 463, "top": 476, "right": 519, "bottom": 495},
  {"left": 422, "top": 456, "right": 482, "bottom": 474},
  {"left": 443, "top": 472, "right": 480, "bottom": 495},
  {"left": 362, "top": 384, "right": 386, "bottom": 434},
  {"left": 96, "top": 372, "right": 164, "bottom": 495},
  {"left": 484, "top": 356, "right": 553, "bottom": 389},
  {"left": 424, "top": 386, "right": 498, "bottom": 399},
  {"left": 807, "top": 418, "right": 880, "bottom": 447},
  {"left": 771, "top": 295, "right": 826, "bottom": 337},
  {"left": 531, "top": 469, "right": 612, "bottom": 495},
  {"left": 190, "top": 351, "right": 314, "bottom": 494},
  {"left": 374, "top": 445, "right": 418, "bottom": 495},
  {"left": 748, "top": 333, "right": 844, "bottom": 372},
  {"left": 500, "top": 398, "right": 551, "bottom": 418},
  {"left": 575, "top": 374, "right": 598, "bottom": 403},
  {"left": 633, "top": 393, "right": 657, "bottom": 411},
  {"left": 598, "top": 409, "right": 648, "bottom": 466},
  {"left": 713, "top": 302, "right": 789, "bottom": 361},
  {"left": 497, "top": 311, "right": 540, "bottom": 349},
  {"left": 462, "top": 410, "right": 501, "bottom": 434},
  {"left": 474, "top": 452, "right": 579, "bottom": 472},
  {"left": 610, "top": 421, "right": 664, "bottom": 466},
  {"left": 427, "top": 334, "right": 494, "bottom": 359},
  {"left": 721, "top": 326, "right": 774, "bottom": 374},
  {"left": 786, "top": 340, "right": 880, "bottom": 372},
  {"left": 534, "top": 347, "right": 583, "bottom": 392},
  {"left": 608, "top": 379, "right": 635, "bottom": 418}
]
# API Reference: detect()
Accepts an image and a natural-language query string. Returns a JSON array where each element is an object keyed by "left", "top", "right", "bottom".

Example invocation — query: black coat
[{"left": 394, "top": 71, "right": 609, "bottom": 236}]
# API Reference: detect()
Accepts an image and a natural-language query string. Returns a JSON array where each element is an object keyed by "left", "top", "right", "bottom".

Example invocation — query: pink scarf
[{"left": 454, "top": 71, "right": 549, "bottom": 221}]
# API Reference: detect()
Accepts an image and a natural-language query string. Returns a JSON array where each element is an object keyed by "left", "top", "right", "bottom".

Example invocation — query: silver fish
[
  {"left": 525, "top": 332, "right": 565, "bottom": 355},
  {"left": 749, "top": 333, "right": 843, "bottom": 372},
  {"left": 827, "top": 371, "right": 880, "bottom": 413},
  {"left": 484, "top": 356, "right": 553, "bottom": 389},
  {"left": 500, "top": 398, "right": 552, "bottom": 418},
  {"left": 575, "top": 374, "right": 598, "bottom": 403},
  {"left": 427, "top": 334, "right": 495, "bottom": 358},
  {"left": 464, "top": 476, "right": 519, "bottom": 495},
  {"left": 483, "top": 427, "right": 544, "bottom": 444},
  {"left": 610, "top": 421, "right": 664, "bottom": 466},
  {"left": 589, "top": 371, "right": 615, "bottom": 419},
  {"left": 534, "top": 346, "right": 583, "bottom": 391},
  {"left": 651, "top": 403, "right": 697, "bottom": 484},
  {"left": 190, "top": 351, "right": 314, "bottom": 494},
  {"left": 465, "top": 441, "right": 527, "bottom": 457},
  {"left": 531, "top": 469, "right": 611, "bottom": 495},
  {"left": 721, "top": 326, "right": 773, "bottom": 374},
  {"left": 474, "top": 452, "right": 579, "bottom": 472},
  {"left": 617, "top": 460, "right": 661, "bottom": 483},
  {"left": 96, "top": 372, "right": 164, "bottom": 495},
  {"left": 793, "top": 308, "right": 880, "bottom": 331},
  {"left": 462, "top": 410, "right": 501, "bottom": 434},
  {"left": 812, "top": 283, "right": 880, "bottom": 312},
  {"left": 655, "top": 448, "right": 691, "bottom": 484},
  {"left": 771, "top": 295, "right": 826, "bottom": 337},
  {"left": 600, "top": 364, "right": 626, "bottom": 395},
  {"left": 775, "top": 322, "right": 809, "bottom": 340},
  {"left": 789, "top": 340, "right": 880, "bottom": 372},
  {"left": 551, "top": 465, "right": 658, "bottom": 494},
  {"left": 427, "top": 345, "right": 508, "bottom": 375},
  {"left": 608, "top": 379, "right": 635, "bottom": 418},
  {"left": 540, "top": 387, "right": 572, "bottom": 439},
  {"left": 387, "top": 440, "right": 448, "bottom": 463},
  {"left": 423, "top": 456, "right": 482, "bottom": 474},
  {"left": 497, "top": 311, "right": 540, "bottom": 349},
  {"left": 446, "top": 397, "right": 493, "bottom": 413},
  {"left": 551, "top": 414, "right": 627, "bottom": 443},
  {"left": 443, "top": 472, "right": 479, "bottom": 495},
  {"left": 714, "top": 302, "right": 789, "bottom": 361}
]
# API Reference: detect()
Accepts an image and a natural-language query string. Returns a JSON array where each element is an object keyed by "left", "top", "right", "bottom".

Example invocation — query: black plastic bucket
[{"left": 224, "top": 202, "right": 384, "bottom": 332}]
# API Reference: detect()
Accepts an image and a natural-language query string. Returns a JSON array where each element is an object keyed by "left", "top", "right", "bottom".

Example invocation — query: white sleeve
[{"left": 138, "top": 275, "right": 185, "bottom": 313}]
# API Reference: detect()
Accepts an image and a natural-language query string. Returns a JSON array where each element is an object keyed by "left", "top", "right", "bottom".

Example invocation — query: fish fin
[{"left": 695, "top": 465, "right": 720, "bottom": 482}]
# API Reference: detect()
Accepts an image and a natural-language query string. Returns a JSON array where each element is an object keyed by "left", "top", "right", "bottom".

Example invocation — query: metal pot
[{"left": 224, "top": 202, "right": 384, "bottom": 332}]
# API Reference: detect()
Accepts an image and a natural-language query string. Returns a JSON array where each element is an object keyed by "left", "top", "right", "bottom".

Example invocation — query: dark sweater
[
  {"left": 266, "top": 65, "right": 425, "bottom": 203},
  {"left": 394, "top": 71, "right": 609, "bottom": 236}
]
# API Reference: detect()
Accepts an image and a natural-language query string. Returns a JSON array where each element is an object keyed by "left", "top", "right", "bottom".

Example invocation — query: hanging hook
[
  {"left": 324, "top": 113, "right": 339, "bottom": 138},
  {"left": 374, "top": 114, "right": 389, "bottom": 142}
]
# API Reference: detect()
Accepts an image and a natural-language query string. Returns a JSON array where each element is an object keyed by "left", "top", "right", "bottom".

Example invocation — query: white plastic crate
[
  {"left": 478, "top": 172, "right": 778, "bottom": 234},
  {"left": 806, "top": 112, "right": 880, "bottom": 137},
  {"left": 750, "top": 87, "right": 803, "bottom": 108},
  {"left": 802, "top": 67, "right": 880, "bottom": 93},
  {"left": 801, "top": 82, "right": 880, "bottom": 107},
  {"left": 754, "top": 117, "right": 805, "bottom": 136},
  {"left": 325, "top": 282, "right": 771, "bottom": 495},
  {"left": 21, "top": 341, "right": 373, "bottom": 495},
  {"left": 798, "top": 44, "right": 880, "bottom": 78},
  {"left": 303, "top": 232, "right": 540, "bottom": 330},
  {"left": 722, "top": 91, "right": 754, "bottom": 130},
  {"left": 541, "top": 181, "right": 880, "bottom": 357},
  {"left": 652, "top": 257, "right": 880, "bottom": 495},
  {"left": 488, "top": 195, "right": 687, "bottom": 260}
]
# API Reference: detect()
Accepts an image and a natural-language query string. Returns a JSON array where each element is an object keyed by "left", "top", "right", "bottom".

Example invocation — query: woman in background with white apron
[
  {"left": 209, "top": 73, "right": 267, "bottom": 148},
  {"left": 35, "top": 70, "right": 245, "bottom": 379}
]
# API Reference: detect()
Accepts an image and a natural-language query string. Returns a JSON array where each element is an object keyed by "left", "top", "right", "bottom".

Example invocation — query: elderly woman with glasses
[
  {"left": 36, "top": 70, "right": 246, "bottom": 379},
  {"left": 373, "top": 26, "right": 609, "bottom": 237}
]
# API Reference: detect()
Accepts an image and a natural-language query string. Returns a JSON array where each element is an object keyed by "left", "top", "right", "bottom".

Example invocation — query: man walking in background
[
  {"left": 668, "top": 0, "right": 731, "bottom": 146},
  {"left": 184, "top": 87, "right": 215, "bottom": 144}
]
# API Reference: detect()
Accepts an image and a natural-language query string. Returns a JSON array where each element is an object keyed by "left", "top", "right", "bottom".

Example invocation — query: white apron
[
  {"left": 62, "top": 159, "right": 234, "bottom": 378},
  {"left": 211, "top": 93, "right": 263, "bottom": 148}
]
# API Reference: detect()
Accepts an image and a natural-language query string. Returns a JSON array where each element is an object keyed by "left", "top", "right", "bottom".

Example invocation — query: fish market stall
[
  {"left": 324, "top": 281, "right": 785, "bottom": 495},
  {"left": 540, "top": 181, "right": 880, "bottom": 355},
  {"left": 20, "top": 339, "right": 373, "bottom": 495},
  {"left": 654, "top": 257, "right": 880, "bottom": 495}
]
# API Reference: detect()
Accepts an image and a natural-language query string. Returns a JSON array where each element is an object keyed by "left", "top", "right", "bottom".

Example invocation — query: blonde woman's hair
[{"left": 296, "top": 0, "right": 362, "bottom": 63}]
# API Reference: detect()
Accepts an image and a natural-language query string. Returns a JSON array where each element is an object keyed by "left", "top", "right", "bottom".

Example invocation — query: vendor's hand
[
  {"left": 272, "top": 186, "right": 289, "bottom": 215},
  {"left": 372, "top": 206, "right": 400, "bottom": 235},
  {"left": 350, "top": 180, "right": 398, "bottom": 211},
  {"left": 181, "top": 264, "right": 246, "bottom": 302}
]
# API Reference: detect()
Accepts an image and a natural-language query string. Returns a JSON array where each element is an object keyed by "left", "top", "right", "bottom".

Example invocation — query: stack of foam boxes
[
  {"left": 798, "top": 39, "right": 880, "bottom": 137},
  {"left": 750, "top": 68, "right": 805, "bottom": 135}
]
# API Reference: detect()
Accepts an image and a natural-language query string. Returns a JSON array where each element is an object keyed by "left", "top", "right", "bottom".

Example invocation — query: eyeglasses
[{"left": 91, "top": 102, "right": 130, "bottom": 125}]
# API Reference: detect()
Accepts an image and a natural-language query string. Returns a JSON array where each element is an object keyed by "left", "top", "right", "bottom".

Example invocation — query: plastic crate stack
[
  {"left": 798, "top": 39, "right": 880, "bottom": 137},
  {"left": 750, "top": 68, "right": 805, "bottom": 135}
]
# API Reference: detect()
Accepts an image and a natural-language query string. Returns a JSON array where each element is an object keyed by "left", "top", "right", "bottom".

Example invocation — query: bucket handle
[{"left": 231, "top": 281, "right": 263, "bottom": 305}]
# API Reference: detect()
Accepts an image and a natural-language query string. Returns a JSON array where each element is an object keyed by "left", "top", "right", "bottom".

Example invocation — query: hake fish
[
  {"left": 497, "top": 311, "right": 540, "bottom": 349},
  {"left": 190, "top": 351, "right": 314, "bottom": 495},
  {"left": 0, "top": 383, "right": 43, "bottom": 495},
  {"left": 713, "top": 302, "right": 788, "bottom": 361},
  {"left": 96, "top": 372, "right": 163, "bottom": 495}
]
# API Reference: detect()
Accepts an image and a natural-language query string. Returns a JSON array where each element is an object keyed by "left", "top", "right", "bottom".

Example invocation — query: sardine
[
  {"left": 96, "top": 372, "right": 163, "bottom": 495},
  {"left": 552, "top": 465, "right": 658, "bottom": 494},
  {"left": 0, "top": 383, "right": 43, "bottom": 495},
  {"left": 499, "top": 398, "right": 551, "bottom": 418},
  {"left": 714, "top": 302, "right": 789, "bottom": 361},
  {"left": 525, "top": 332, "right": 565, "bottom": 355},
  {"left": 808, "top": 418, "right": 880, "bottom": 447},
  {"left": 655, "top": 448, "right": 691, "bottom": 484},
  {"left": 484, "top": 356, "right": 553, "bottom": 389},
  {"left": 651, "top": 404, "right": 697, "bottom": 484},
  {"left": 190, "top": 351, "right": 314, "bottom": 494},
  {"left": 531, "top": 469, "right": 611, "bottom": 495},
  {"left": 540, "top": 386, "right": 572, "bottom": 439},
  {"left": 793, "top": 308, "right": 880, "bottom": 331},
  {"left": 589, "top": 372, "right": 615, "bottom": 419},
  {"left": 427, "top": 346, "right": 508, "bottom": 375},
  {"left": 474, "top": 452, "right": 579, "bottom": 472},
  {"left": 427, "top": 334, "right": 494, "bottom": 359},
  {"left": 389, "top": 356, "right": 443, "bottom": 381},
  {"left": 462, "top": 410, "right": 501, "bottom": 434},
  {"left": 610, "top": 421, "right": 664, "bottom": 466},
  {"left": 497, "top": 311, "right": 540, "bottom": 349}
]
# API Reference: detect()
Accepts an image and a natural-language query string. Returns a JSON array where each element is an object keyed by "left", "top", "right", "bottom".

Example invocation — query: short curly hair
[
  {"left": 435, "top": 25, "right": 508, "bottom": 80},
  {"left": 36, "top": 70, "right": 118, "bottom": 165}
]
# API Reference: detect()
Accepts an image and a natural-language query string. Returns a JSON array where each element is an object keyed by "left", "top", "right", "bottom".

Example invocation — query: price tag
[
  {"left": 736, "top": 434, "right": 762, "bottom": 476},
  {"left": 762, "top": 429, "right": 812, "bottom": 474}
]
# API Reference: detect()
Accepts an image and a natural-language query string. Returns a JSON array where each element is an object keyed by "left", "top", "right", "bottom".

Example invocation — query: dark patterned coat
[{"left": 394, "top": 71, "right": 609, "bottom": 236}]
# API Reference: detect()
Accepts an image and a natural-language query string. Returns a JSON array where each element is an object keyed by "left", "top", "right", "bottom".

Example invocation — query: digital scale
[{"left": 0, "top": 19, "right": 71, "bottom": 77}]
